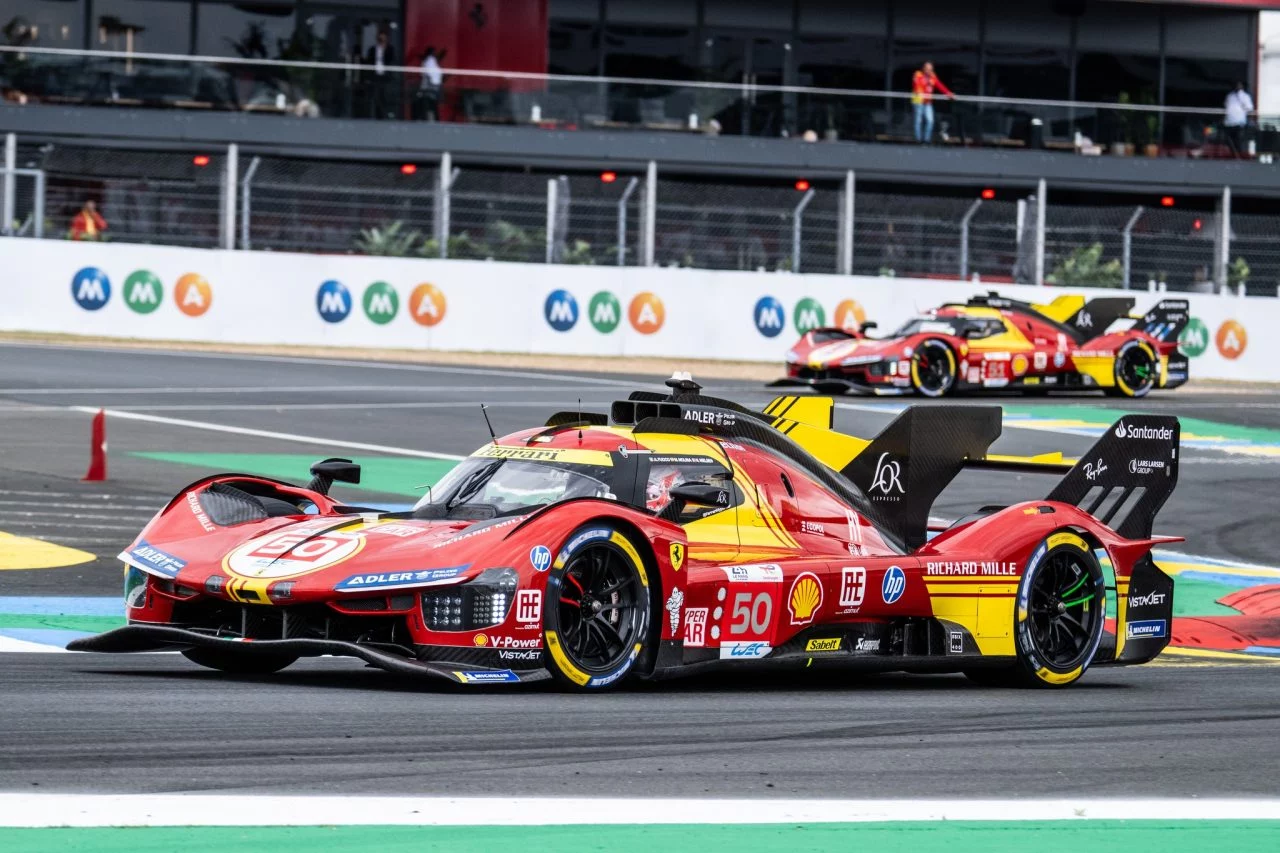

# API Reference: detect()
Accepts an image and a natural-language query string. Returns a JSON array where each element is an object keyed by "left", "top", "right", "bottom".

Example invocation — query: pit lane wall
[{"left": 0, "top": 237, "right": 1269, "bottom": 382}]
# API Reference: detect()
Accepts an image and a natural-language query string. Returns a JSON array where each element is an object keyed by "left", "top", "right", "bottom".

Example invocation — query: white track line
[
  {"left": 0, "top": 637, "right": 71, "bottom": 655},
  {"left": 67, "top": 407, "right": 463, "bottom": 461},
  {"left": 0, "top": 384, "right": 594, "bottom": 395},
  {"left": 0, "top": 794, "right": 1277, "bottom": 828},
  {"left": 89, "top": 400, "right": 614, "bottom": 413}
]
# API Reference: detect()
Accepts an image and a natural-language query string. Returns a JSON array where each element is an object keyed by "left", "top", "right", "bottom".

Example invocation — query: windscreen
[{"left": 413, "top": 457, "right": 618, "bottom": 520}]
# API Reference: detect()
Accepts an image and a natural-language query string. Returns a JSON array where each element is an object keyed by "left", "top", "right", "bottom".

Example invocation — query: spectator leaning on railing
[
  {"left": 69, "top": 200, "right": 107, "bottom": 241},
  {"left": 417, "top": 47, "right": 446, "bottom": 121},
  {"left": 911, "top": 62, "right": 954, "bottom": 144}
]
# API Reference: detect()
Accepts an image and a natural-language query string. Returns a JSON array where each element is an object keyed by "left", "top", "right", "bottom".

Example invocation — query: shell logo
[
  {"left": 473, "top": 633, "right": 489, "bottom": 647},
  {"left": 174, "top": 273, "right": 212, "bottom": 317},
  {"left": 788, "top": 572, "right": 823, "bottom": 626},
  {"left": 628, "top": 292, "right": 665, "bottom": 334},
  {"left": 1011, "top": 354, "right": 1029, "bottom": 376},
  {"left": 835, "top": 299, "right": 867, "bottom": 332},
  {"left": 409, "top": 283, "right": 447, "bottom": 327},
  {"left": 1216, "top": 320, "right": 1247, "bottom": 360}
]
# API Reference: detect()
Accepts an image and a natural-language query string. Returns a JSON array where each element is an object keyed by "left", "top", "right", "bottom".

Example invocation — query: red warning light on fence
[
  {"left": 600, "top": 171, "right": 618, "bottom": 183},
  {"left": 795, "top": 179, "right": 811, "bottom": 192},
  {"left": 400, "top": 164, "right": 418, "bottom": 176},
  {"left": 192, "top": 155, "right": 210, "bottom": 167},
  {"left": 1193, "top": 218, "right": 1203, "bottom": 231},
  {"left": 981, "top": 188, "right": 996, "bottom": 200},
  {"left": 1161, "top": 196, "right": 1175, "bottom": 207}
]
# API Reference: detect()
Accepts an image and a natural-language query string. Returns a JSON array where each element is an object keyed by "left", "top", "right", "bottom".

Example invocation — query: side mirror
[
  {"left": 669, "top": 482, "right": 732, "bottom": 508},
  {"left": 859, "top": 321, "right": 878, "bottom": 335},
  {"left": 306, "top": 458, "right": 361, "bottom": 495}
]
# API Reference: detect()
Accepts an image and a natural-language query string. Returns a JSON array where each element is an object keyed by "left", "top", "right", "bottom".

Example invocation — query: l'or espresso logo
[{"left": 867, "top": 452, "right": 904, "bottom": 502}]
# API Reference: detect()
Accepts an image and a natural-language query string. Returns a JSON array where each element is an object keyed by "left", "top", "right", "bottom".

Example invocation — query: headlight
[
  {"left": 421, "top": 567, "right": 517, "bottom": 631},
  {"left": 840, "top": 354, "right": 882, "bottom": 366},
  {"left": 785, "top": 349, "right": 800, "bottom": 362}
]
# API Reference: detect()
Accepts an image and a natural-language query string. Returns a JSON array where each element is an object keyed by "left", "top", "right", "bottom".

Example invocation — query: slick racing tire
[
  {"left": 910, "top": 339, "right": 958, "bottom": 398},
  {"left": 182, "top": 647, "right": 298, "bottom": 674},
  {"left": 966, "top": 531, "right": 1105, "bottom": 688},
  {"left": 543, "top": 523, "right": 653, "bottom": 692},
  {"left": 1106, "top": 340, "right": 1157, "bottom": 398}
]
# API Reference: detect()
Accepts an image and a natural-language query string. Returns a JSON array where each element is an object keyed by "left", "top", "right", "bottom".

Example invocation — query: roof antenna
[
  {"left": 480, "top": 403, "right": 497, "bottom": 445},
  {"left": 577, "top": 398, "right": 584, "bottom": 442}
]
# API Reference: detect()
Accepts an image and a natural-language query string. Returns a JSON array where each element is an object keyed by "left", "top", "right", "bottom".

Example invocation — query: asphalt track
[{"left": 2, "top": 342, "right": 1280, "bottom": 799}]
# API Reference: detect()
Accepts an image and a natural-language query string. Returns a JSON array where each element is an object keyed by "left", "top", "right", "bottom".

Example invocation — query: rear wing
[
  {"left": 1066, "top": 296, "right": 1136, "bottom": 340},
  {"left": 1046, "top": 414, "right": 1179, "bottom": 539},
  {"left": 1132, "top": 298, "right": 1191, "bottom": 346}
]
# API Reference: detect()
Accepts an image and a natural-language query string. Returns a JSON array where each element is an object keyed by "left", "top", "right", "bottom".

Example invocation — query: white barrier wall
[{"left": 1, "top": 237, "right": 1274, "bottom": 382}]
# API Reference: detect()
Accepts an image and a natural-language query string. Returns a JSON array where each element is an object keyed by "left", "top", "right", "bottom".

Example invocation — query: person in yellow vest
[{"left": 69, "top": 199, "right": 108, "bottom": 241}]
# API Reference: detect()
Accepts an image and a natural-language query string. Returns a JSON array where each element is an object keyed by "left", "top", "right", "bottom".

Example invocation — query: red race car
[
  {"left": 774, "top": 292, "right": 1190, "bottom": 397},
  {"left": 71, "top": 378, "right": 1181, "bottom": 689}
]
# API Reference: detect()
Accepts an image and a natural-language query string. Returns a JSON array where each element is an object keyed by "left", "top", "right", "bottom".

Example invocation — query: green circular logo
[
  {"left": 1179, "top": 317, "right": 1209, "bottom": 358},
  {"left": 588, "top": 291, "right": 621, "bottom": 334},
  {"left": 123, "top": 270, "right": 163, "bottom": 314},
  {"left": 793, "top": 297, "right": 826, "bottom": 334},
  {"left": 362, "top": 281, "right": 399, "bottom": 324}
]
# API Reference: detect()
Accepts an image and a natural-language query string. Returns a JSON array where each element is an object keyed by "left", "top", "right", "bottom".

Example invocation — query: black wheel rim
[
  {"left": 913, "top": 343, "right": 953, "bottom": 394},
  {"left": 1028, "top": 549, "right": 1100, "bottom": 668},
  {"left": 556, "top": 542, "right": 644, "bottom": 673},
  {"left": 1119, "top": 347, "right": 1155, "bottom": 393}
]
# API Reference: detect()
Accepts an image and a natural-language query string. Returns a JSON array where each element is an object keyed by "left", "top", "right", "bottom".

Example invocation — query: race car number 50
[{"left": 730, "top": 592, "right": 772, "bottom": 637}]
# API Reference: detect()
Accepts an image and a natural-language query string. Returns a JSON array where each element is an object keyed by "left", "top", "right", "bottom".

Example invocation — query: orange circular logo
[
  {"left": 1216, "top": 320, "right": 1247, "bottom": 359},
  {"left": 834, "top": 299, "right": 867, "bottom": 332},
  {"left": 409, "top": 283, "right": 447, "bottom": 327},
  {"left": 472, "top": 633, "right": 488, "bottom": 647},
  {"left": 1012, "top": 354, "right": 1029, "bottom": 376},
  {"left": 174, "top": 273, "right": 212, "bottom": 317},
  {"left": 628, "top": 292, "right": 665, "bottom": 334}
]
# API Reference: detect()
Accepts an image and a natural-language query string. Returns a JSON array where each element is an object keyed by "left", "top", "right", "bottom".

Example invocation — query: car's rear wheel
[
  {"left": 966, "top": 531, "right": 1105, "bottom": 688},
  {"left": 910, "top": 339, "right": 957, "bottom": 398},
  {"left": 543, "top": 524, "right": 652, "bottom": 691},
  {"left": 182, "top": 647, "right": 298, "bottom": 674},
  {"left": 1107, "top": 340, "right": 1157, "bottom": 397}
]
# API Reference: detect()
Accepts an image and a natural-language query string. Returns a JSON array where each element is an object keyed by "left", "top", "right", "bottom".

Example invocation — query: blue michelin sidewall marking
[
  {"left": 881, "top": 565, "right": 906, "bottom": 604},
  {"left": 553, "top": 525, "right": 644, "bottom": 689},
  {"left": 530, "top": 545, "right": 553, "bottom": 572}
]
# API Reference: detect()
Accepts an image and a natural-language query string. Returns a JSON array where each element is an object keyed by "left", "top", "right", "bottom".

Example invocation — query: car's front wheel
[
  {"left": 543, "top": 524, "right": 652, "bottom": 691},
  {"left": 182, "top": 646, "right": 298, "bottom": 674}
]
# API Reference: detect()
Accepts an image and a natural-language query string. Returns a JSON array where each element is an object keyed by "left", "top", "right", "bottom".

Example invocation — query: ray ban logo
[
  {"left": 869, "top": 452, "right": 904, "bottom": 497},
  {"left": 1083, "top": 458, "right": 1107, "bottom": 481}
]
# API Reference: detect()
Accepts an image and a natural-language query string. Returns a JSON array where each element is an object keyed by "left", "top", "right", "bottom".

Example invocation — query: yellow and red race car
[{"left": 775, "top": 292, "right": 1190, "bottom": 397}]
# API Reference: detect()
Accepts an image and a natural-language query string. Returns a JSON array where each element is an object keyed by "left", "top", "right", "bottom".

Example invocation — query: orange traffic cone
[{"left": 83, "top": 409, "right": 107, "bottom": 481}]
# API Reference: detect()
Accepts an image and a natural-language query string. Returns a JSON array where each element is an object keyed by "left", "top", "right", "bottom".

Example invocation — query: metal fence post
[
  {"left": 220, "top": 143, "right": 239, "bottom": 250},
  {"left": 1217, "top": 185, "right": 1232, "bottom": 293},
  {"left": 792, "top": 188, "right": 815, "bottom": 273},
  {"left": 838, "top": 170, "right": 855, "bottom": 275},
  {"left": 240, "top": 156, "right": 261, "bottom": 250},
  {"left": 2, "top": 133, "right": 14, "bottom": 236},
  {"left": 1121, "top": 205, "right": 1144, "bottom": 290},
  {"left": 545, "top": 178, "right": 557, "bottom": 264},
  {"left": 643, "top": 160, "right": 657, "bottom": 267},
  {"left": 959, "top": 198, "right": 982, "bottom": 279},
  {"left": 32, "top": 169, "right": 44, "bottom": 238},
  {"left": 617, "top": 176, "right": 639, "bottom": 266},
  {"left": 1034, "top": 178, "right": 1047, "bottom": 286},
  {"left": 437, "top": 151, "right": 452, "bottom": 258}
]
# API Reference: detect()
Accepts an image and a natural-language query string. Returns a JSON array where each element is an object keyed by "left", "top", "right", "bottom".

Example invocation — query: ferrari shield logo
[{"left": 670, "top": 542, "right": 685, "bottom": 572}]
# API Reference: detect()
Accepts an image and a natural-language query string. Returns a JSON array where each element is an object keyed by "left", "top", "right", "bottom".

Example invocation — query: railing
[
  {"left": 7, "top": 133, "right": 1275, "bottom": 296},
  {"left": 2, "top": 46, "right": 1272, "bottom": 158}
]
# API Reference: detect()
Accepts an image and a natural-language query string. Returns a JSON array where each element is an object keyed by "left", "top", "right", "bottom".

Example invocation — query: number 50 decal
[{"left": 729, "top": 591, "right": 772, "bottom": 637}]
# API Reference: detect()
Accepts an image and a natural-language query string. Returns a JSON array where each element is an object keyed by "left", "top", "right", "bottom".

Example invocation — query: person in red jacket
[
  {"left": 912, "top": 62, "right": 953, "bottom": 143},
  {"left": 69, "top": 199, "right": 107, "bottom": 241}
]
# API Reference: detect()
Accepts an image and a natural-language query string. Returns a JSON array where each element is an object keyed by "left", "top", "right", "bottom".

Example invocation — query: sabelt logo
[
  {"left": 1115, "top": 422, "right": 1174, "bottom": 441},
  {"left": 805, "top": 637, "right": 841, "bottom": 653}
]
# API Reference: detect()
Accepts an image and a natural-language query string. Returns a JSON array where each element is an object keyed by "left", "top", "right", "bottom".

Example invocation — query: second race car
[{"left": 774, "top": 291, "right": 1190, "bottom": 398}]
